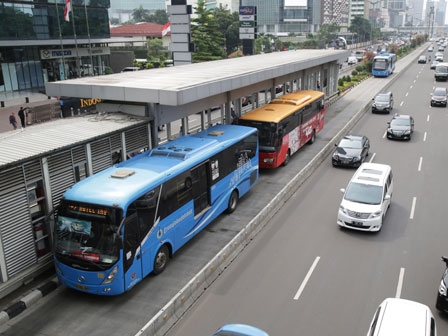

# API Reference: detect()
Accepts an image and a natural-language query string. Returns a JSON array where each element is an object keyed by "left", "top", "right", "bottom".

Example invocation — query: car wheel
[
  {"left": 283, "top": 150, "right": 290, "bottom": 166},
  {"left": 226, "top": 190, "right": 239, "bottom": 214},
  {"left": 153, "top": 245, "right": 170, "bottom": 275}
]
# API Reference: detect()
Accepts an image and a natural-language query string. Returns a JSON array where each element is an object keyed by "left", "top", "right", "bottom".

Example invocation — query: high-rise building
[
  {"left": 242, "top": 0, "right": 317, "bottom": 35},
  {"left": 407, "top": 0, "right": 425, "bottom": 25},
  {"left": 322, "top": 0, "right": 350, "bottom": 30},
  {"left": 109, "top": 0, "right": 166, "bottom": 23},
  {"left": 435, "top": 0, "right": 446, "bottom": 26},
  {"left": 0, "top": 0, "right": 113, "bottom": 94}
]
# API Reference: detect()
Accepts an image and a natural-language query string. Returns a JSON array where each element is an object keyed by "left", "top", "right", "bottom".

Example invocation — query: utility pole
[{"left": 429, "top": 6, "right": 434, "bottom": 38}]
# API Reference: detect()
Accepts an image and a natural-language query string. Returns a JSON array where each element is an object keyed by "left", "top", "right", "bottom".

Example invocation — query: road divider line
[
  {"left": 395, "top": 267, "right": 405, "bottom": 298},
  {"left": 424, "top": 132, "right": 427, "bottom": 142},
  {"left": 418, "top": 157, "right": 423, "bottom": 171},
  {"left": 294, "top": 256, "right": 320, "bottom": 301},
  {"left": 410, "top": 197, "right": 417, "bottom": 219}
]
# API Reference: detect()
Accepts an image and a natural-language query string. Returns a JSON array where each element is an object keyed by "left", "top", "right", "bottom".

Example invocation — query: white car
[
  {"left": 337, "top": 162, "right": 393, "bottom": 232},
  {"left": 347, "top": 56, "right": 357, "bottom": 65}
]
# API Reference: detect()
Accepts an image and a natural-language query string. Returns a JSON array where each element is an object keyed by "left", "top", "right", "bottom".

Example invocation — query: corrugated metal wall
[{"left": 0, "top": 165, "right": 38, "bottom": 279}]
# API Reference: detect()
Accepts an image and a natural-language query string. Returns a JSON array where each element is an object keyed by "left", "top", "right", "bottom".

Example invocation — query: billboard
[{"left": 285, "top": 0, "right": 307, "bottom": 7}]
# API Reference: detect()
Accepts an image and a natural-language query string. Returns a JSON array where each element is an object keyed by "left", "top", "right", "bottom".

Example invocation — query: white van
[
  {"left": 347, "top": 55, "right": 358, "bottom": 65},
  {"left": 337, "top": 162, "right": 393, "bottom": 232},
  {"left": 366, "top": 298, "right": 437, "bottom": 336}
]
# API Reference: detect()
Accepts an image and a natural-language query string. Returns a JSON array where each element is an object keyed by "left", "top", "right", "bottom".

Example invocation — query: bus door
[
  {"left": 123, "top": 187, "right": 161, "bottom": 287},
  {"left": 122, "top": 213, "right": 143, "bottom": 290},
  {"left": 192, "top": 162, "right": 210, "bottom": 216}
]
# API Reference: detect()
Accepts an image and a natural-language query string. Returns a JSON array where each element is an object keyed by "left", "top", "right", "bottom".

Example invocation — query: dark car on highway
[
  {"left": 372, "top": 91, "right": 394, "bottom": 113},
  {"left": 436, "top": 256, "right": 448, "bottom": 313},
  {"left": 332, "top": 135, "right": 370, "bottom": 167},
  {"left": 431, "top": 86, "right": 447, "bottom": 107},
  {"left": 386, "top": 114, "right": 414, "bottom": 140}
]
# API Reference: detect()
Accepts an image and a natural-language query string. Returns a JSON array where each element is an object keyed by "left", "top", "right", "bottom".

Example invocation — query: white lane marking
[
  {"left": 383, "top": 130, "right": 387, "bottom": 138},
  {"left": 368, "top": 152, "right": 376, "bottom": 163},
  {"left": 400, "top": 101, "right": 404, "bottom": 106},
  {"left": 395, "top": 268, "right": 405, "bottom": 298},
  {"left": 414, "top": 79, "right": 416, "bottom": 83},
  {"left": 418, "top": 157, "right": 423, "bottom": 171},
  {"left": 410, "top": 85, "right": 413, "bottom": 89},
  {"left": 405, "top": 92, "right": 409, "bottom": 96},
  {"left": 294, "top": 256, "right": 320, "bottom": 300},
  {"left": 410, "top": 197, "right": 417, "bottom": 219},
  {"left": 427, "top": 114, "right": 430, "bottom": 122},
  {"left": 424, "top": 132, "right": 427, "bottom": 142}
]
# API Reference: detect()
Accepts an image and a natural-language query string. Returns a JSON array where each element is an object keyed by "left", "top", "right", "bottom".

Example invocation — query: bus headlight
[
  {"left": 263, "top": 158, "right": 274, "bottom": 163},
  {"left": 102, "top": 265, "right": 118, "bottom": 285}
]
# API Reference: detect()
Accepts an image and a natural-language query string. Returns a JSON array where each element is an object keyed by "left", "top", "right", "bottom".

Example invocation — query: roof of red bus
[{"left": 239, "top": 90, "right": 324, "bottom": 123}]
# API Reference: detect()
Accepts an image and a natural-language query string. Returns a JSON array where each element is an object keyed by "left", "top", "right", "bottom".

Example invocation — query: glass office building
[
  {"left": 0, "top": 0, "right": 111, "bottom": 94},
  {"left": 242, "top": 0, "right": 317, "bottom": 34}
]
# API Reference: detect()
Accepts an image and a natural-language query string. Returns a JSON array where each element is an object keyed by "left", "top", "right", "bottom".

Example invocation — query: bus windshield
[
  {"left": 55, "top": 201, "right": 122, "bottom": 269},
  {"left": 373, "top": 59, "right": 387, "bottom": 70},
  {"left": 238, "top": 120, "right": 278, "bottom": 151}
]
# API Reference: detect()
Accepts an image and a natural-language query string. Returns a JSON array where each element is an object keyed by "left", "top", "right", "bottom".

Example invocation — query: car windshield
[
  {"left": 434, "top": 88, "right": 446, "bottom": 96},
  {"left": 375, "top": 95, "right": 390, "bottom": 102},
  {"left": 344, "top": 182, "right": 383, "bottom": 205},
  {"left": 339, "top": 138, "right": 362, "bottom": 149},
  {"left": 390, "top": 118, "right": 410, "bottom": 126}
]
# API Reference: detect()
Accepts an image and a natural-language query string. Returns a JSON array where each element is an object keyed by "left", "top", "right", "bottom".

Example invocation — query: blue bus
[
  {"left": 53, "top": 124, "right": 259, "bottom": 295},
  {"left": 372, "top": 53, "right": 397, "bottom": 77}
]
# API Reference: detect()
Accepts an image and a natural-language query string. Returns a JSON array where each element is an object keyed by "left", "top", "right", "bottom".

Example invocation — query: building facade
[
  {"left": 0, "top": 0, "right": 111, "bottom": 95},
  {"left": 241, "top": 0, "right": 317, "bottom": 35},
  {"left": 109, "top": 0, "right": 166, "bottom": 23}
]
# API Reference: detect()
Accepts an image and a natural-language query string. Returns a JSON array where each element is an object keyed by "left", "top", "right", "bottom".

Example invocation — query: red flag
[
  {"left": 64, "top": 0, "right": 72, "bottom": 22},
  {"left": 162, "top": 22, "right": 171, "bottom": 37}
]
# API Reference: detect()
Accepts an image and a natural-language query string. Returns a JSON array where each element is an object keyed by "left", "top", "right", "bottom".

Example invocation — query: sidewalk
[{"left": 0, "top": 92, "right": 58, "bottom": 133}]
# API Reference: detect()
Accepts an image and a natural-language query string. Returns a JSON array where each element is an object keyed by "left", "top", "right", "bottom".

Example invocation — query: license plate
[
  {"left": 75, "top": 284, "right": 88, "bottom": 291},
  {"left": 352, "top": 221, "right": 364, "bottom": 226}
]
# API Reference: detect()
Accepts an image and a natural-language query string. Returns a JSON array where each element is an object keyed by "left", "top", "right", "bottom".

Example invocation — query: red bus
[{"left": 238, "top": 90, "right": 325, "bottom": 168}]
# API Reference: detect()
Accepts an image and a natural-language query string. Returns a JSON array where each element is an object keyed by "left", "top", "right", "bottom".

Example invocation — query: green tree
[
  {"left": 349, "top": 16, "right": 372, "bottom": 42},
  {"left": 147, "top": 38, "right": 167, "bottom": 60},
  {"left": 145, "top": 10, "right": 169, "bottom": 24},
  {"left": 254, "top": 34, "right": 283, "bottom": 53},
  {"left": 214, "top": 5, "right": 240, "bottom": 55},
  {"left": 132, "top": 5, "right": 149, "bottom": 23},
  {"left": 316, "top": 23, "right": 340, "bottom": 48},
  {"left": 191, "top": 0, "right": 226, "bottom": 62}
]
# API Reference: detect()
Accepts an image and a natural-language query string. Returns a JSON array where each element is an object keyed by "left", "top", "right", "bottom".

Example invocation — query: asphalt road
[
  {"left": 164, "top": 47, "right": 448, "bottom": 335},
  {"left": 0, "top": 45, "right": 432, "bottom": 336}
]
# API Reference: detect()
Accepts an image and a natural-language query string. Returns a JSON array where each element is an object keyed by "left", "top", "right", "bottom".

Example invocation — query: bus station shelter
[{"left": 46, "top": 49, "right": 348, "bottom": 146}]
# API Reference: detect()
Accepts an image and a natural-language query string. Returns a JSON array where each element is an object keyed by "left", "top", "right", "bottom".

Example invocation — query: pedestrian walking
[
  {"left": 9, "top": 112, "right": 18, "bottom": 130},
  {"left": 18, "top": 107, "right": 26, "bottom": 128}
]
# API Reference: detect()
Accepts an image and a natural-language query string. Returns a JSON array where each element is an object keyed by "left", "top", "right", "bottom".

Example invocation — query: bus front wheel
[
  {"left": 282, "top": 150, "right": 290, "bottom": 166},
  {"left": 153, "top": 245, "right": 169, "bottom": 275},
  {"left": 308, "top": 130, "right": 316, "bottom": 144},
  {"left": 226, "top": 190, "right": 239, "bottom": 214}
]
